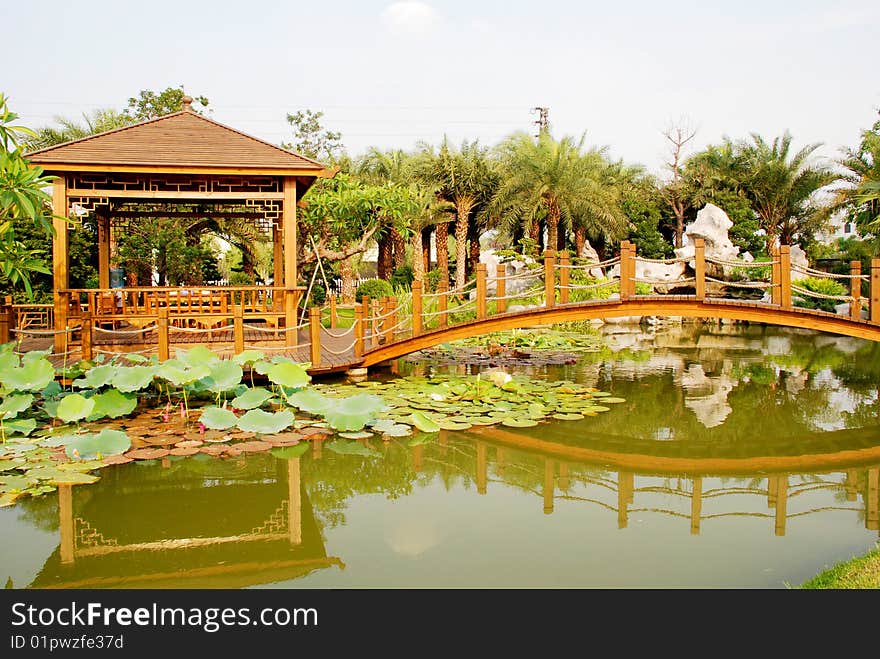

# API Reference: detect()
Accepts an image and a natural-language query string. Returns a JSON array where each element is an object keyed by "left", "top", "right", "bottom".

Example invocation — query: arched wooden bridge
[{"left": 6, "top": 239, "right": 880, "bottom": 373}]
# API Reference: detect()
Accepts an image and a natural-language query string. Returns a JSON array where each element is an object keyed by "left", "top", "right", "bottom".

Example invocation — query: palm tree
[
  {"left": 491, "top": 131, "right": 626, "bottom": 256},
  {"left": 403, "top": 186, "right": 454, "bottom": 281},
  {"left": 833, "top": 122, "right": 880, "bottom": 230},
  {"left": 735, "top": 132, "right": 838, "bottom": 246},
  {"left": 417, "top": 139, "right": 495, "bottom": 288}
]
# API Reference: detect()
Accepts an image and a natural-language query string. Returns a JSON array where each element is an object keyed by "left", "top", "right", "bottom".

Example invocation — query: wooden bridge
[{"left": 5, "top": 239, "right": 880, "bottom": 373}]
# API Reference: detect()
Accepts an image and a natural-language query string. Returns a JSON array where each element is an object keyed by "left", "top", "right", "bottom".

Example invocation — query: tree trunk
[
  {"left": 377, "top": 233, "right": 392, "bottom": 280},
  {"left": 421, "top": 226, "right": 432, "bottom": 273},
  {"left": 546, "top": 200, "right": 560, "bottom": 254},
  {"left": 468, "top": 222, "right": 481, "bottom": 279},
  {"left": 390, "top": 226, "right": 407, "bottom": 270},
  {"left": 557, "top": 218, "right": 567, "bottom": 252},
  {"left": 411, "top": 230, "right": 424, "bottom": 281},
  {"left": 454, "top": 201, "right": 474, "bottom": 289},
  {"left": 436, "top": 221, "right": 449, "bottom": 285},
  {"left": 574, "top": 225, "right": 586, "bottom": 257},
  {"left": 529, "top": 219, "right": 541, "bottom": 255},
  {"left": 339, "top": 256, "right": 356, "bottom": 303}
]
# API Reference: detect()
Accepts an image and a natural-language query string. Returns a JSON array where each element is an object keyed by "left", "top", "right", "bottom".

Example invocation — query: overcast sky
[{"left": 4, "top": 0, "right": 878, "bottom": 176}]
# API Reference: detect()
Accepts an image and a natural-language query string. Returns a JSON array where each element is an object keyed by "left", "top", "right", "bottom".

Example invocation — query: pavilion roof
[{"left": 25, "top": 107, "right": 331, "bottom": 176}]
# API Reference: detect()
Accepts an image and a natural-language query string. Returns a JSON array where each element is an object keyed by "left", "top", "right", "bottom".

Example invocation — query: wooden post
[
  {"left": 476, "top": 441, "right": 487, "bottom": 495},
  {"left": 438, "top": 279, "right": 449, "bottom": 328},
  {"left": 476, "top": 262, "right": 487, "bottom": 320},
  {"left": 558, "top": 462, "right": 570, "bottom": 491},
  {"left": 558, "top": 251, "right": 570, "bottom": 304},
  {"left": 97, "top": 211, "right": 110, "bottom": 289},
  {"left": 543, "top": 458, "right": 555, "bottom": 514},
  {"left": 371, "top": 299, "right": 380, "bottom": 347},
  {"left": 850, "top": 261, "right": 862, "bottom": 320},
  {"left": 693, "top": 237, "right": 706, "bottom": 301},
  {"left": 691, "top": 477, "right": 703, "bottom": 535},
  {"left": 329, "top": 295, "right": 338, "bottom": 329},
  {"left": 412, "top": 444, "right": 423, "bottom": 472},
  {"left": 543, "top": 250, "right": 556, "bottom": 308},
  {"left": 0, "top": 300, "right": 10, "bottom": 345},
  {"left": 871, "top": 259, "right": 880, "bottom": 324},
  {"left": 288, "top": 457, "right": 302, "bottom": 545},
  {"left": 52, "top": 178, "right": 69, "bottom": 354},
  {"left": 80, "top": 312, "right": 92, "bottom": 361},
  {"left": 309, "top": 306, "right": 321, "bottom": 367},
  {"left": 767, "top": 475, "right": 777, "bottom": 507},
  {"left": 619, "top": 241, "right": 634, "bottom": 301},
  {"left": 233, "top": 305, "right": 244, "bottom": 355},
  {"left": 775, "top": 474, "right": 788, "bottom": 536},
  {"left": 496, "top": 447, "right": 506, "bottom": 476},
  {"left": 770, "top": 245, "right": 781, "bottom": 306},
  {"left": 411, "top": 280, "right": 423, "bottom": 337},
  {"left": 282, "top": 177, "right": 298, "bottom": 289},
  {"left": 284, "top": 290, "right": 298, "bottom": 347},
  {"left": 157, "top": 308, "right": 170, "bottom": 361},
  {"left": 360, "top": 296, "right": 370, "bottom": 346},
  {"left": 496, "top": 264, "right": 507, "bottom": 313},
  {"left": 273, "top": 222, "right": 283, "bottom": 310},
  {"left": 354, "top": 306, "right": 364, "bottom": 357},
  {"left": 779, "top": 245, "right": 792, "bottom": 310},
  {"left": 865, "top": 467, "right": 878, "bottom": 531},
  {"left": 58, "top": 484, "right": 74, "bottom": 564},
  {"left": 618, "top": 471, "right": 633, "bottom": 528}
]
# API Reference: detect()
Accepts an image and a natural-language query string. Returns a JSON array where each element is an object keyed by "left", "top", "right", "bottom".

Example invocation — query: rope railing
[
  {"left": 634, "top": 255, "right": 691, "bottom": 265},
  {"left": 486, "top": 286, "right": 546, "bottom": 302},
  {"left": 322, "top": 340, "right": 357, "bottom": 356},
  {"left": 555, "top": 280, "right": 619, "bottom": 291},
  {"left": 421, "top": 278, "right": 479, "bottom": 298},
  {"left": 631, "top": 276, "right": 696, "bottom": 286},
  {"left": 168, "top": 324, "right": 236, "bottom": 334},
  {"left": 92, "top": 324, "right": 159, "bottom": 335},
  {"left": 791, "top": 264, "right": 869, "bottom": 281},
  {"left": 705, "top": 276, "right": 775, "bottom": 289},
  {"left": 502, "top": 267, "right": 546, "bottom": 281},
  {"left": 242, "top": 322, "right": 305, "bottom": 333},
  {"left": 556, "top": 256, "right": 620, "bottom": 269},
  {"left": 790, "top": 284, "right": 856, "bottom": 302},
  {"left": 320, "top": 324, "right": 356, "bottom": 338},
  {"left": 10, "top": 326, "right": 76, "bottom": 336},
  {"left": 705, "top": 256, "right": 778, "bottom": 268},
  {"left": 242, "top": 343, "right": 305, "bottom": 352}
]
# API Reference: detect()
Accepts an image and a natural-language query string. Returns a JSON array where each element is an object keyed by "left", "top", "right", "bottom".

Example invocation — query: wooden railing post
[
  {"left": 496, "top": 264, "right": 507, "bottom": 313},
  {"left": 850, "top": 260, "right": 862, "bottom": 320},
  {"left": 693, "top": 238, "right": 706, "bottom": 301},
  {"left": 54, "top": 291, "right": 69, "bottom": 354},
  {"left": 558, "top": 251, "right": 570, "bottom": 304},
  {"left": 411, "top": 280, "right": 423, "bottom": 336},
  {"left": 0, "top": 299, "right": 10, "bottom": 345},
  {"left": 80, "top": 312, "right": 92, "bottom": 361},
  {"left": 233, "top": 305, "right": 244, "bottom": 355},
  {"left": 543, "top": 250, "right": 556, "bottom": 308},
  {"left": 354, "top": 306, "right": 364, "bottom": 357},
  {"left": 438, "top": 279, "right": 448, "bottom": 328},
  {"left": 387, "top": 296, "right": 398, "bottom": 342},
  {"left": 779, "top": 245, "right": 792, "bottom": 309},
  {"left": 619, "top": 241, "right": 633, "bottom": 301},
  {"left": 871, "top": 259, "right": 880, "bottom": 324},
  {"left": 158, "top": 308, "right": 170, "bottom": 361},
  {"left": 284, "top": 290, "right": 298, "bottom": 347},
  {"left": 371, "top": 299, "right": 380, "bottom": 347},
  {"left": 309, "top": 306, "right": 321, "bottom": 367},
  {"left": 770, "top": 245, "right": 781, "bottom": 306},
  {"left": 329, "top": 295, "right": 338, "bottom": 329},
  {"left": 476, "top": 263, "right": 487, "bottom": 320}
]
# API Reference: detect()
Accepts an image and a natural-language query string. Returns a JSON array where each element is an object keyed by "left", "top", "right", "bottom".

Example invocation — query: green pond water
[{"left": 2, "top": 323, "right": 879, "bottom": 588}]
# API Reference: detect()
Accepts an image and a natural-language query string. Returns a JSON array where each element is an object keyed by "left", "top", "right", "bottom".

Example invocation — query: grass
[{"left": 798, "top": 544, "right": 880, "bottom": 589}]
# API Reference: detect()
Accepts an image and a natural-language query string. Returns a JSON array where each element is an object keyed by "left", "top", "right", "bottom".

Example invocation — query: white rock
[
  {"left": 577, "top": 239, "right": 606, "bottom": 278},
  {"left": 674, "top": 203, "right": 740, "bottom": 265}
]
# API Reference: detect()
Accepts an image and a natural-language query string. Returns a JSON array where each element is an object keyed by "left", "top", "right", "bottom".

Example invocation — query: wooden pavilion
[{"left": 25, "top": 96, "right": 334, "bottom": 354}]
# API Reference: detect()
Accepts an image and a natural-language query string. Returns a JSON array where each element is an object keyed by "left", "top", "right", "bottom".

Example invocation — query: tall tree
[
  {"left": 833, "top": 113, "right": 880, "bottom": 231},
  {"left": 660, "top": 122, "right": 696, "bottom": 248},
  {"left": 418, "top": 139, "right": 495, "bottom": 288},
  {"left": 26, "top": 108, "right": 132, "bottom": 151},
  {"left": 283, "top": 109, "right": 343, "bottom": 162},
  {"left": 124, "top": 86, "right": 209, "bottom": 121}
]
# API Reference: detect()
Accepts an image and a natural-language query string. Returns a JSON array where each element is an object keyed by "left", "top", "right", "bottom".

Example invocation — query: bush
[
  {"left": 355, "top": 278, "right": 394, "bottom": 303},
  {"left": 308, "top": 283, "right": 326, "bottom": 307},
  {"left": 425, "top": 268, "right": 445, "bottom": 293},
  {"left": 228, "top": 271, "right": 255, "bottom": 286},
  {"left": 792, "top": 277, "right": 849, "bottom": 313},
  {"left": 390, "top": 264, "right": 414, "bottom": 290}
]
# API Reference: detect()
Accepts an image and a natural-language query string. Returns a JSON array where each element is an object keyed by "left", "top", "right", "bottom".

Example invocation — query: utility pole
[{"left": 531, "top": 106, "right": 549, "bottom": 137}]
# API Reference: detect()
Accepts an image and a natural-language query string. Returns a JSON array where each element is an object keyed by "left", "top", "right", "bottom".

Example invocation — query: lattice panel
[
  {"left": 67, "top": 173, "right": 282, "bottom": 194},
  {"left": 68, "top": 196, "right": 109, "bottom": 214},
  {"left": 74, "top": 518, "right": 118, "bottom": 551},
  {"left": 249, "top": 501, "right": 289, "bottom": 536},
  {"left": 107, "top": 202, "right": 280, "bottom": 235}
]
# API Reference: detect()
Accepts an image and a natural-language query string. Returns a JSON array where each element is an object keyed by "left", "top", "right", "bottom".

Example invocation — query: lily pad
[
  {"left": 236, "top": 409, "right": 295, "bottom": 434},
  {"left": 286, "top": 389, "right": 333, "bottom": 414},
  {"left": 206, "top": 361, "right": 243, "bottom": 392},
  {"left": 230, "top": 387, "right": 274, "bottom": 410},
  {"left": 90, "top": 389, "right": 138, "bottom": 419},
  {"left": 232, "top": 349, "right": 266, "bottom": 365},
  {"left": 600, "top": 397, "right": 626, "bottom": 404},
  {"left": 323, "top": 394, "right": 387, "bottom": 431},
  {"left": 64, "top": 429, "right": 131, "bottom": 460},
  {"left": 199, "top": 406, "right": 239, "bottom": 430},
  {"left": 55, "top": 393, "right": 96, "bottom": 424},
  {"left": 3, "top": 359, "right": 55, "bottom": 392},
  {"left": 437, "top": 420, "right": 472, "bottom": 431},
  {"left": 552, "top": 413, "right": 584, "bottom": 421},
  {"left": 338, "top": 431, "right": 373, "bottom": 440},
  {"left": 112, "top": 366, "right": 156, "bottom": 393},
  {"left": 176, "top": 346, "right": 220, "bottom": 367},
  {"left": 267, "top": 362, "right": 310, "bottom": 389},
  {"left": 4, "top": 418, "right": 37, "bottom": 436},
  {"left": 73, "top": 364, "right": 116, "bottom": 390},
  {"left": 270, "top": 443, "right": 310, "bottom": 459},
  {"left": 406, "top": 411, "right": 441, "bottom": 433},
  {"left": 326, "top": 440, "right": 381, "bottom": 458},
  {"left": 0, "top": 393, "right": 33, "bottom": 419},
  {"left": 501, "top": 418, "right": 539, "bottom": 428}
]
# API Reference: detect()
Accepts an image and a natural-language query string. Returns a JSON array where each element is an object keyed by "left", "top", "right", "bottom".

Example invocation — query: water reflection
[{"left": 4, "top": 325, "right": 880, "bottom": 588}]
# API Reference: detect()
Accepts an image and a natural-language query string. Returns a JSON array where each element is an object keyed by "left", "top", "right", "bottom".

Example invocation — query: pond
[{"left": 2, "top": 322, "right": 879, "bottom": 588}]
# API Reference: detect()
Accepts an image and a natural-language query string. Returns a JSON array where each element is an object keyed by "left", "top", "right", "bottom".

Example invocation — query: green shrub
[
  {"left": 355, "top": 278, "right": 394, "bottom": 303},
  {"left": 390, "top": 264, "right": 414, "bottom": 290},
  {"left": 425, "top": 268, "right": 445, "bottom": 293},
  {"left": 228, "top": 271, "right": 255, "bottom": 286},
  {"left": 792, "top": 276, "right": 849, "bottom": 313},
  {"left": 308, "top": 283, "right": 326, "bottom": 307}
]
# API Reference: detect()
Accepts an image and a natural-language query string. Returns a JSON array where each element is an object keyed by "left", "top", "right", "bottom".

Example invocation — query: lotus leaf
[
  {"left": 236, "top": 409, "right": 295, "bottom": 434},
  {"left": 4, "top": 418, "right": 37, "bottom": 436},
  {"left": 552, "top": 413, "right": 584, "bottom": 421},
  {"left": 230, "top": 387, "right": 274, "bottom": 410},
  {"left": 122, "top": 353, "right": 149, "bottom": 363},
  {"left": 589, "top": 405, "right": 610, "bottom": 412},
  {"left": 206, "top": 361, "right": 243, "bottom": 391},
  {"left": 199, "top": 407, "right": 239, "bottom": 430},
  {"left": 322, "top": 394, "right": 387, "bottom": 431},
  {"left": 501, "top": 418, "right": 539, "bottom": 428},
  {"left": 267, "top": 362, "right": 310, "bottom": 389},
  {"left": 0, "top": 350, "right": 18, "bottom": 372},
  {"left": 156, "top": 361, "right": 210, "bottom": 386},
  {"left": 270, "top": 444, "right": 310, "bottom": 459},
  {"left": 325, "top": 440, "right": 380, "bottom": 457},
  {"left": 338, "top": 431, "right": 373, "bottom": 440},
  {"left": 73, "top": 365, "right": 116, "bottom": 390},
  {"left": 3, "top": 359, "right": 55, "bottom": 392},
  {"left": 56, "top": 394, "right": 95, "bottom": 424},
  {"left": 233, "top": 350, "right": 266, "bottom": 365},
  {"left": 408, "top": 433, "right": 436, "bottom": 446},
  {"left": 0, "top": 459, "right": 22, "bottom": 471},
  {"left": 437, "top": 420, "right": 472, "bottom": 431},
  {"left": 286, "top": 389, "right": 333, "bottom": 414},
  {"left": 64, "top": 429, "right": 131, "bottom": 460},
  {"left": 254, "top": 360, "right": 273, "bottom": 375},
  {"left": 601, "top": 397, "right": 626, "bottom": 404},
  {"left": 590, "top": 391, "right": 611, "bottom": 397},
  {"left": 112, "top": 366, "right": 156, "bottom": 393},
  {"left": 175, "top": 346, "right": 220, "bottom": 367},
  {"left": 90, "top": 389, "right": 138, "bottom": 419},
  {"left": 0, "top": 393, "right": 33, "bottom": 419},
  {"left": 406, "top": 411, "right": 441, "bottom": 433}
]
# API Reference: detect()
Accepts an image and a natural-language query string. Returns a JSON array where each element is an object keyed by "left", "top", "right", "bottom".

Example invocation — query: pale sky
[{"left": 4, "top": 0, "right": 878, "bottom": 177}]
